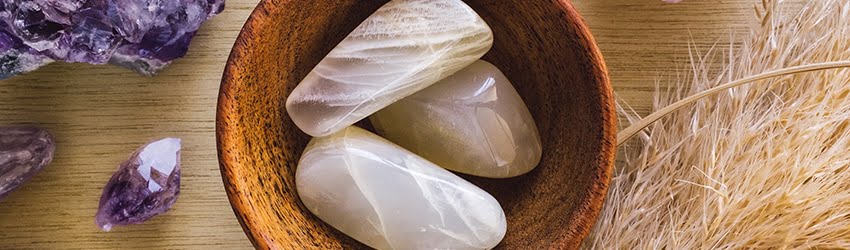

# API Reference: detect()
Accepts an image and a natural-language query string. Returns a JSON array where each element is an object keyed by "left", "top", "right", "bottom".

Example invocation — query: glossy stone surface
[
  {"left": 296, "top": 127, "right": 506, "bottom": 249},
  {"left": 286, "top": 0, "right": 493, "bottom": 137},
  {"left": 0, "top": 126, "right": 54, "bottom": 200},
  {"left": 0, "top": 0, "right": 225, "bottom": 79},
  {"left": 370, "top": 61, "right": 542, "bottom": 178},
  {"left": 95, "top": 138, "right": 181, "bottom": 231}
]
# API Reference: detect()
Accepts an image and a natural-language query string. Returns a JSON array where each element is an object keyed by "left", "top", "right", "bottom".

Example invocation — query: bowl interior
[{"left": 217, "top": 0, "right": 615, "bottom": 249}]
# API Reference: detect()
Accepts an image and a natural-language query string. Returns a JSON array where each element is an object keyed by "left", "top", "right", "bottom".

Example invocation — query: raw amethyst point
[
  {"left": 95, "top": 138, "right": 181, "bottom": 231},
  {"left": 0, "top": 126, "right": 55, "bottom": 200}
]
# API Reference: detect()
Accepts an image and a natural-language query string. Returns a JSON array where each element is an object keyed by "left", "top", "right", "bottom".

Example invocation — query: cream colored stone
[
  {"left": 285, "top": 0, "right": 493, "bottom": 137},
  {"left": 295, "top": 127, "right": 506, "bottom": 249},
  {"left": 370, "top": 61, "right": 542, "bottom": 178}
]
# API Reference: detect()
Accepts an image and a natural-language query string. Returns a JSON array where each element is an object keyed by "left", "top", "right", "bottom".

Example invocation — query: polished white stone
[
  {"left": 296, "top": 127, "right": 506, "bottom": 249},
  {"left": 286, "top": 0, "right": 493, "bottom": 137},
  {"left": 370, "top": 61, "right": 542, "bottom": 178}
]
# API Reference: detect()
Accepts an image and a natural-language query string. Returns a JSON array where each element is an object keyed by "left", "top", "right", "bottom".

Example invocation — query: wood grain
[
  {"left": 219, "top": 0, "right": 615, "bottom": 249},
  {"left": 0, "top": 0, "right": 784, "bottom": 249}
]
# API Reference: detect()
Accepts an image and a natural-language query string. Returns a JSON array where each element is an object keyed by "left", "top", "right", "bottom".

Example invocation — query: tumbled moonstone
[
  {"left": 370, "top": 60, "right": 542, "bottom": 178},
  {"left": 286, "top": 0, "right": 494, "bottom": 137},
  {"left": 95, "top": 138, "right": 181, "bottom": 231},
  {"left": 296, "top": 127, "right": 506, "bottom": 249},
  {"left": 0, "top": 126, "right": 55, "bottom": 200}
]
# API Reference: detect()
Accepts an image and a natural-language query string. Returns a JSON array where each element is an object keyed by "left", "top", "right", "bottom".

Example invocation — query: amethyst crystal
[
  {"left": 0, "top": 0, "right": 224, "bottom": 78},
  {"left": 95, "top": 138, "right": 181, "bottom": 231},
  {"left": 0, "top": 126, "right": 55, "bottom": 200}
]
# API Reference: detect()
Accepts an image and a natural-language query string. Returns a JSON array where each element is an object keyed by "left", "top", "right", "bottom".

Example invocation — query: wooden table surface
[{"left": 0, "top": 0, "right": 777, "bottom": 248}]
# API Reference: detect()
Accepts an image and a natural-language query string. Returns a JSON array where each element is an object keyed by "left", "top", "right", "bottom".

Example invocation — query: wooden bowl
[{"left": 217, "top": 0, "right": 615, "bottom": 249}]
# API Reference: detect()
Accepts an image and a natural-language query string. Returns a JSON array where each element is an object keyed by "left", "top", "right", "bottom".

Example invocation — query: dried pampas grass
[{"left": 585, "top": 0, "right": 850, "bottom": 248}]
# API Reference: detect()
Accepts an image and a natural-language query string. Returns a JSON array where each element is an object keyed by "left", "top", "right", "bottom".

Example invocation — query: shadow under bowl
[{"left": 217, "top": 0, "right": 616, "bottom": 249}]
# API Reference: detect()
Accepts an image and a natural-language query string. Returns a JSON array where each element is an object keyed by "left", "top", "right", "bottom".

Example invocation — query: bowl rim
[{"left": 216, "top": 0, "right": 616, "bottom": 248}]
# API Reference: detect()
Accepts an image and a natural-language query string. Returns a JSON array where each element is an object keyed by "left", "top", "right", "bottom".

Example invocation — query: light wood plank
[{"left": 0, "top": 0, "right": 786, "bottom": 248}]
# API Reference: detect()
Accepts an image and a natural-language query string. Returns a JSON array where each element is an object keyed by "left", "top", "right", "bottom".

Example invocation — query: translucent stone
[
  {"left": 370, "top": 61, "right": 542, "bottom": 178},
  {"left": 95, "top": 138, "right": 181, "bottom": 232},
  {"left": 296, "top": 127, "right": 506, "bottom": 249},
  {"left": 286, "top": 0, "right": 493, "bottom": 137}
]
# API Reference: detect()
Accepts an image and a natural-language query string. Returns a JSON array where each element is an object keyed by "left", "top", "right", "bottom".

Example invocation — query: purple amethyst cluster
[{"left": 0, "top": 0, "right": 224, "bottom": 79}]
